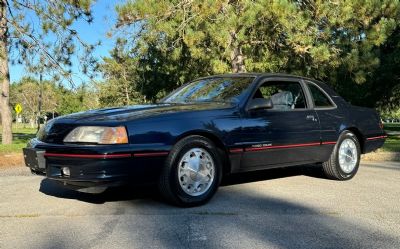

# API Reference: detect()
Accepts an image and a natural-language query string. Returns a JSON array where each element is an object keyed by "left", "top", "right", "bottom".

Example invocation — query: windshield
[{"left": 162, "top": 77, "right": 254, "bottom": 104}]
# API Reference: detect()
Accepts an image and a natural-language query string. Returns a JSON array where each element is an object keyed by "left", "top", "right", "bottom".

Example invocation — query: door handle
[{"left": 306, "top": 115, "right": 317, "bottom": 122}]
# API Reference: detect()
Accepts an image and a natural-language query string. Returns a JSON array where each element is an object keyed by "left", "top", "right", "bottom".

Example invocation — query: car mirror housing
[{"left": 248, "top": 98, "right": 274, "bottom": 111}]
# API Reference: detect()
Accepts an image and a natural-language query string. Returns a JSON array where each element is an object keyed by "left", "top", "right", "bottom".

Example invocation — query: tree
[
  {"left": 10, "top": 77, "right": 100, "bottom": 124},
  {"left": 98, "top": 39, "right": 144, "bottom": 106},
  {"left": 56, "top": 83, "right": 99, "bottom": 115},
  {"left": 10, "top": 77, "right": 59, "bottom": 126},
  {"left": 1, "top": 0, "right": 97, "bottom": 144},
  {"left": 371, "top": 27, "right": 400, "bottom": 110},
  {"left": 114, "top": 0, "right": 400, "bottom": 103}
]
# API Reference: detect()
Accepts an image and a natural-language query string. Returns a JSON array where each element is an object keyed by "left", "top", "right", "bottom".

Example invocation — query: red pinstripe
[
  {"left": 45, "top": 151, "right": 170, "bottom": 158},
  {"left": 229, "top": 148, "right": 244, "bottom": 153},
  {"left": 366, "top": 135, "right": 387, "bottom": 141},
  {"left": 321, "top": 141, "right": 337, "bottom": 145},
  {"left": 234, "top": 141, "right": 338, "bottom": 153},
  {"left": 44, "top": 153, "right": 131, "bottom": 159},
  {"left": 244, "top": 142, "right": 321, "bottom": 152},
  {"left": 133, "top": 152, "right": 169, "bottom": 157}
]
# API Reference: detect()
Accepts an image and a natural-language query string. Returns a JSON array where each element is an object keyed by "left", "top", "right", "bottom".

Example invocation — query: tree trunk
[
  {"left": 122, "top": 67, "right": 130, "bottom": 105},
  {"left": 37, "top": 74, "right": 42, "bottom": 133},
  {"left": 0, "top": 0, "right": 12, "bottom": 144},
  {"left": 229, "top": 32, "right": 246, "bottom": 73},
  {"left": 230, "top": 46, "right": 246, "bottom": 73}
]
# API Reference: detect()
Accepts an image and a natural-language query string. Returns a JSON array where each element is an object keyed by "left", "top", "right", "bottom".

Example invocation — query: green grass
[
  {"left": 381, "top": 134, "right": 400, "bottom": 152},
  {"left": 383, "top": 123, "right": 400, "bottom": 132},
  {"left": 381, "top": 123, "right": 400, "bottom": 152},
  {"left": 0, "top": 125, "right": 37, "bottom": 154}
]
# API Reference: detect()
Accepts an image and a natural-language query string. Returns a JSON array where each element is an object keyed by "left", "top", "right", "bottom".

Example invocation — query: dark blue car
[{"left": 23, "top": 73, "right": 386, "bottom": 206}]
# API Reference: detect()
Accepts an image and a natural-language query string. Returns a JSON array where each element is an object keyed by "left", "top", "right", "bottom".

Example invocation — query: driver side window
[{"left": 254, "top": 81, "right": 307, "bottom": 110}]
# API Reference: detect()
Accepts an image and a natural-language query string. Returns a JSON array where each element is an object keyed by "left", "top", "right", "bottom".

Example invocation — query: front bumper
[{"left": 23, "top": 139, "right": 169, "bottom": 188}]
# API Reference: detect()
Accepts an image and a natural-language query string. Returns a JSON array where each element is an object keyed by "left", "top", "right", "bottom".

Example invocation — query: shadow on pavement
[
  {"left": 222, "top": 164, "right": 325, "bottom": 186},
  {"left": 39, "top": 164, "right": 326, "bottom": 204},
  {"left": 362, "top": 162, "right": 400, "bottom": 171},
  {"left": 39, "top": 179, "right": 161, "bottom": 204},
  {"left": 32, "top": 164, "right": 400, "bottom": 248},
  {"left": 37, "top": 183, "right": 400, "bottom": 249},
  {"left": 139, "top": 192, "right": 399, "bottom": 249}
]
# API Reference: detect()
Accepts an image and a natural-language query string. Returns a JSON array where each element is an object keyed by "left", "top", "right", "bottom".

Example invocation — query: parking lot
[{"left": 0, "top": 161, "right": 399, "bottom": 249}]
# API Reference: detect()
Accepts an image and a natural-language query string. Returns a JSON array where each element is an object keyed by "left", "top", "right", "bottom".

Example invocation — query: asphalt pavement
[{"left": 0, "top": 161, "right": 399, "bottom": 249}]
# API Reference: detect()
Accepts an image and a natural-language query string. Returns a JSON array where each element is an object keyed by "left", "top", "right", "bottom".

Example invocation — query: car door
[
  {"left": 238, "top": 78, "right": 322, "bottom": 171},
  {"left": 305, "top": 81, "right": 346, "bottom": 162}
]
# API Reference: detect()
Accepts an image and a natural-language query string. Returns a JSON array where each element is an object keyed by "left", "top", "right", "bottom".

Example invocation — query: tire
[
  {"left": 322, "top": 131, "right": 361, "bottom": 180},
  {"left": 158, "top": 135, "right": 223, "bottom": 207}
]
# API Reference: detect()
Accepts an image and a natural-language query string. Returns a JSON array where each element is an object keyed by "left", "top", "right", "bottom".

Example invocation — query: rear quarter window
[{"left": 308, "top": 83, "right": 334, "bottom": 108}]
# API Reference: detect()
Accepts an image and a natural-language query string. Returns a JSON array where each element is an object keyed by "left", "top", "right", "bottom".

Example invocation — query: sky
[{"left": 9, "top": 0, "right": 121, "bottom": 86}]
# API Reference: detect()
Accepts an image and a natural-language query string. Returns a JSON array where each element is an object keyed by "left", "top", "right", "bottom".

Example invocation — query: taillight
[{"left": 379, "top": 120, "right": 384, "bottom": 129}]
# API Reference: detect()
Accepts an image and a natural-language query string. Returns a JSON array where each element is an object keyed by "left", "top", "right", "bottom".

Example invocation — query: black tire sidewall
[
  {"left": 334, "top": 131, "right": 361, "bottom": 179},
  {"left": 167, "top": 137, "right": 222, "bottom": 206}
]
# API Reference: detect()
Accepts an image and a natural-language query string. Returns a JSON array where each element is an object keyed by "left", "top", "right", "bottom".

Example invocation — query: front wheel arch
[
  {"left": 159, "top": 135, "right": 223, "bottom": 206},
  {"left": 173, "top": 131, "right": 231, "bottom": 175}
]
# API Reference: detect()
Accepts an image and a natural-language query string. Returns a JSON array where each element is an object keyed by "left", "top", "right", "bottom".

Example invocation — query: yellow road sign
[{"left": 15, "top": 104, "right": 22, "bottom": 114}]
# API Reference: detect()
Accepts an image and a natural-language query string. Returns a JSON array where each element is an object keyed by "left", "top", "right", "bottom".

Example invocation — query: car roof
[
  {"left": 196, "top": 73, "right": 339, "bottom": 97},
  {"left": 197, "top": 73, "right": 317, "bottom": 82}
]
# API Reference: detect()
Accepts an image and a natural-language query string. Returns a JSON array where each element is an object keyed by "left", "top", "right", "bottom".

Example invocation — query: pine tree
[
  {"left": 0, "top": 0, "right": 97, "bottom": 144},
  {"left": 114, "top": 0, "right": 400, "bottom": 101}
]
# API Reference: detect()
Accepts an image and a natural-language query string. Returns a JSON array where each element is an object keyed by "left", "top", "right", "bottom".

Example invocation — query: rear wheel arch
[
  {"left": 322, "top": 130, "right": 361, "bottom": 180},
  {"left": 174, "top": 131, "right": 231, "bottom": 176},
  {"left": 344, "top": 127, "right": 365, "bottom": 153}
]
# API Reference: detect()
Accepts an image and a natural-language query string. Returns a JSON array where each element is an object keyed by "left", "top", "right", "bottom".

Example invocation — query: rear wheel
[
  {"left": 322, "top": 131, "right": 361, "bottom": 180},
  {"left": 158, "top": 135, "right": 222, "bottom": 207}
]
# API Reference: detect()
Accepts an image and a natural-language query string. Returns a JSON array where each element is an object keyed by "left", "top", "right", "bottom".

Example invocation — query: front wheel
[
  {"left": 158, "top": 135, "right": 222, "bottom": 207},
  {"left": 322, "top": 131, "right": 361, "bottom": 180}
]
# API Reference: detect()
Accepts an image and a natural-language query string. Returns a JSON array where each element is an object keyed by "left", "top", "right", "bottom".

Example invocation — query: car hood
[
  {"left": 37, "top": 102, "right": 235, "bottom": 144},
  {"left": 61, "top": 102, "right": 235, "bottom": 122}
]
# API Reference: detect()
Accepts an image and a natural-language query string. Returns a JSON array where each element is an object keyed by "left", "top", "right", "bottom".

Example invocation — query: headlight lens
[{"left": 63, "top": 126, "right": 128, "bottom": 144}]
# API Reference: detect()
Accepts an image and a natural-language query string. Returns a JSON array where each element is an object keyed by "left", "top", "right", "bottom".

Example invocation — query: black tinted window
[
  {"left": 255, "top": 81, "right": 307, "bottom": 110},
  {"left": 308, "top": 83, "right": 334, "bottom": 108}
]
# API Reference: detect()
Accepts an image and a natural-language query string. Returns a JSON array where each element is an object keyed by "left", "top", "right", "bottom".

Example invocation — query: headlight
[{"left": 63, "top": 126, "right": 128, "bottom": 144}]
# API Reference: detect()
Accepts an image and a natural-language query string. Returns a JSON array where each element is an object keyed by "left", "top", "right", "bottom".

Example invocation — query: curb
[{"left": 362, "top": 151, "right": 400, "bottom": 162}]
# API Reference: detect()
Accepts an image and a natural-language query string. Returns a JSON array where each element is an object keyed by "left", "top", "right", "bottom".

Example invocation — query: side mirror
[{"left": 248, "top": 98, "right": 273, "bottom": 111}]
